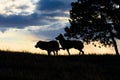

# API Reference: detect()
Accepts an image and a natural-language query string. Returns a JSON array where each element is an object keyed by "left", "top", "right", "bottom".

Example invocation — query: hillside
[{"left": 0, "top": 51, "right": 120, "bottom": 80}]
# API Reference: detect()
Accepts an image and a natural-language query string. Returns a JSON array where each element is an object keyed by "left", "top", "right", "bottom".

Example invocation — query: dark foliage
[{"left": 64, "top": 0, "right": 120, "bottom": 55}]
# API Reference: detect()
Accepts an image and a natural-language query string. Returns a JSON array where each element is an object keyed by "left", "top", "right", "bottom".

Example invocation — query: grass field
[{"left": 0, "top": 50, "right": 120, "bottom": 80}]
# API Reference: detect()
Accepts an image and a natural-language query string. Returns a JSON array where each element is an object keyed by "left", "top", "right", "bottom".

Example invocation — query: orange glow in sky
[{"left": 0, "top": 27, "right": 119, "bottom": 55}]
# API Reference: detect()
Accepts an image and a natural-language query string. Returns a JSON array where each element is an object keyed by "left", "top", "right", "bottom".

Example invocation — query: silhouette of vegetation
[
  {"left": 56, "top": 34, "right": 84, "bottom": 55},
  {"left": 64, "top": 0, "right": 120, "bottom": 55},
  {"left": 35, "top": 40, "right": 59, "bottom": 56},
  {"left": 0, "top": 50, "right": 120, "bottom": 80}
]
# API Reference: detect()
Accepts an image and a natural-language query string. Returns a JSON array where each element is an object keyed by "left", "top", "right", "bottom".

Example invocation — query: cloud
[
  {"left": 0, "top": 0, "right": 73, "bottom": 28},
  {"left": 37, "top": 0, "right": 66, "bottom": 11},
  {"left": 0, "top": 0, "right": 75, "bottom": 40},
  {"left": 0, "top": 0, "right": 39, "bottom": 16},
  {"left": 37, "top": 0, "right": 78, "bottom": 11},
  {"left": 25, "top": 20, "right": 69, "bottom": 40},
  {"left": 0, "top": 13, "right": 69, "bottom": 29},
  {"left": 0, "top": 14, "right": 48, "bottom": 28}
]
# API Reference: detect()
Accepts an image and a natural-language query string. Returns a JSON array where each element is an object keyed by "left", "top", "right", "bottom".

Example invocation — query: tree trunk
[
  {"left": 109, "top": 24, "right": 119, "bottom": 55},
  {"left": 111, "top": 37, "right": 119, "bottom": 55}
]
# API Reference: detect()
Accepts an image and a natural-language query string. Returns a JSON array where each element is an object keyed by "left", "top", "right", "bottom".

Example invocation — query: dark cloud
[
  {"left": 37, "top": 0, "right": 68, "bottom": 11},
  {"left": 0, "top": 13, "right": 59, "bottom": 28},
  {"left": 40, "top": 11, "right": 69, "bottom": 18},
  {"left": 0, "top": 28, "right": 7, "bottom": 33},
  {"left": 0, "top": 0, "right": 74, "bottom": 30}
]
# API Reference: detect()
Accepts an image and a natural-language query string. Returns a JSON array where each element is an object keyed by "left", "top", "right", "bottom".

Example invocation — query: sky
[{"left": 0, "top": 0, "right": 119, "bottom": 55}]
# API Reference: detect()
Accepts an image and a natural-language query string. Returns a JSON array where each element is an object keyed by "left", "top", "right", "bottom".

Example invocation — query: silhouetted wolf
[
  {"left": 56, "top": 34, "right": 84, "bottom": 55},
  {"left": 35, "top": 40, "right": 59, "bottom": 56}
]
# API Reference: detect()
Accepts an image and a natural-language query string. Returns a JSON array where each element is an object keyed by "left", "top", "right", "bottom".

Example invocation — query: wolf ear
[{"left": 60, "top": 34, "right": 63, "bottom": 36}]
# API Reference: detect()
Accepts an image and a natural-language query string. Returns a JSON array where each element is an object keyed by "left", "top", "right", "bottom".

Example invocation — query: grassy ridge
[{"left": 0, "top": 51, "right": 120, "bottom": 80}]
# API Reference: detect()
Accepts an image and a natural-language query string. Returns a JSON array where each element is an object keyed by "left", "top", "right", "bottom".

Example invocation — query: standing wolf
[
  {"left": 35, "top": 40, "right": 59, "bottom": 56},
  {"left": 56, "top": 34, "right": 84, "bottom": 55}
]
